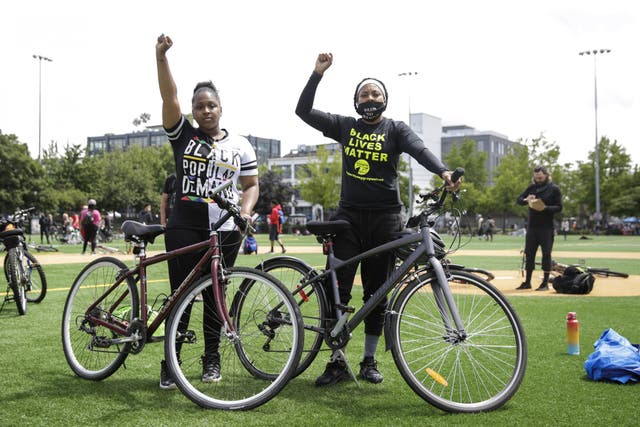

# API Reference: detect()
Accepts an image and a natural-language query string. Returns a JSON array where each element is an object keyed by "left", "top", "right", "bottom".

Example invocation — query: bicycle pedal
[{"left": 335, "top": 303, "right": 355, "bottom": 313}]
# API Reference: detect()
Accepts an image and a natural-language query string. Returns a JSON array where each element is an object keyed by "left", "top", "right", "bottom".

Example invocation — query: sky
[{"left": 1, "top": 0, "right": 639, "bottom": 167}]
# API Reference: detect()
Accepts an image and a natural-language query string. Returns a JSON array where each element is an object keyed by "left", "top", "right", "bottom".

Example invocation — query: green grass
[{"left": 1, "top": 236, "right": 638, "bottom": 426}]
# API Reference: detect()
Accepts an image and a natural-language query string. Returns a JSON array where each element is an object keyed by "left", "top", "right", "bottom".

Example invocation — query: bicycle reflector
[{"left": 426, "top": 368, "right": 448, "bottom": 386}]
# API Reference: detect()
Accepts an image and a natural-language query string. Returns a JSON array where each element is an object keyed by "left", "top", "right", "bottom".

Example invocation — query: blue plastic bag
[{"left": 584, "top": 328, "right": 640, "bottom": 384}]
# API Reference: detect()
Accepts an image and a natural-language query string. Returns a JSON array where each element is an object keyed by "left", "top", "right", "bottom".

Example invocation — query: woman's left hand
[{"left": 442, "top": 170, "right": 462, "bottom": 192}]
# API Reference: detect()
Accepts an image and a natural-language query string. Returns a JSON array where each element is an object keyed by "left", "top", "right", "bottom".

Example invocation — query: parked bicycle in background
[{"left": 1, "top": 207, "right": 47, "bottom": 314}]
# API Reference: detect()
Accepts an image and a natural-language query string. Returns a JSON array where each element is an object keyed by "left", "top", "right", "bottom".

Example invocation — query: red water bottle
[{"left": 566, "top": 312, "right": 580, "bottom": 355}]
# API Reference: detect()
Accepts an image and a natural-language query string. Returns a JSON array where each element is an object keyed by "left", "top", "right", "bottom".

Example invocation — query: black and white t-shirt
[{"left": 165, "top": 116, "right": 258, "bottom": 231}]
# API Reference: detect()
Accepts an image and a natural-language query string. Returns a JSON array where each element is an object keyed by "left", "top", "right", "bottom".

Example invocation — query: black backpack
[
  {"left": 552, "top": 266, "right": 595, "bottom": 294},
  {"left": 82, "top": 210, "right": 94, "bottom": 227}
]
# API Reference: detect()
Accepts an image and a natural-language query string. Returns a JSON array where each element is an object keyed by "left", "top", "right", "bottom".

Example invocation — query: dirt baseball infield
[{"left": 33, "top": 247, "right": 639, "bottom": 297}]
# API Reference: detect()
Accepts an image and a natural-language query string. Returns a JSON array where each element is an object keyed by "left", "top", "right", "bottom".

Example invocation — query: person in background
[
  {"left": 477, "top": 214, "right": 484, "bottom": 239},
  {"left": 39, "top": 212, "right": 51, "bottom": 244},
  {"left": 71, "top": 210, "right": 80, "bottom": 232},
  {"left": 268, "top": 199, "right": 286, "bottom": 253},
  {"left": 561, "top": 219, "right": 569, "bottom": 241},
  {"left": 61, "top": 212, "right": 71, "bottom": 241},
  {"left": 138, "top": 204, "right": 154, "bottom": 224},
  {"left": 160, "top": 173, "right": 177, "bottom": 228},
  {"left": 516, "top": 166, "right": 562, "bottom": 291},
  {"left": 80, "top": 199, "right": 101, "bottom": 255},
  {"left": 295, "top": 52, "right": 460, "bottom": 386},
  {"left": 156, "top": 33, "right": 259, "bottom": 390},
  {"left": 483, "top": 215, "right": 495, "bottom": 242}
]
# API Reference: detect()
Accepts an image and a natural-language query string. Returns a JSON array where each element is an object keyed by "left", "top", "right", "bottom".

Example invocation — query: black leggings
[
  {"left": 524, "top": 227, "right": 555, "bottom": 272},
  {"left": 82, "top": 225, "right": 97, "bottom": 253},
  {"left": 328, "top": 207, "right": 403, "bottom": 337},
  {"left": 165, "top": 228, "right": 242, "bottom": 356}
]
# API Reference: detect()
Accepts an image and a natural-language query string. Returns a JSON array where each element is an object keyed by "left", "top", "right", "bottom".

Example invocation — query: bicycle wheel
[
  {"left": 6, "top": 249, "right": 27, "bottom": 315},
  {"left": 256, "top": 256, "right": 327, "bottom": 377},
  {"left": 586, "top": 268, "right": 629, "bottom": 279},
  {"left": 164, "top": 267, "right": 303, "bottom": 410},
  {"left": 23, "top": 250, "right": 47, "bottom": 303},
  {"left": 61, "top": 257, "right": 138, "bottom": 380},
  {"left": 390, "top": 270, "right": 527, "bottom": 413}
]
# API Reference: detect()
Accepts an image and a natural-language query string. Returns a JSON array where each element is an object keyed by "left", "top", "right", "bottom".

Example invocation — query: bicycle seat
[
  {"left": 306, "top": 220, "right": 350, "bottom": 237},
  {"left": 121, "top": 220, "right": 165, "bottom": 244},
  {"left": 0, "top": 228, "right": 23, "bottom": 238}
]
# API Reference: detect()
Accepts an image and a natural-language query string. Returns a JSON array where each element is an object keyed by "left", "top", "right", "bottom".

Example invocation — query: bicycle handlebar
[
  {"left": 407, "top": 167, "right": 465, "bottom": 228},
  {"left": 1, "top": 207, "right": 35, "bottom": 227},
  {"left": 207, "top": 181, "right": 253, "bottom": 234},
  {"left": 450, "top": 167, "right": 464, "bottom": 184}
]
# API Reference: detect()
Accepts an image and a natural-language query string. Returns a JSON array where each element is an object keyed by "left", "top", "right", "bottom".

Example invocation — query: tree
[
  {"left": 524, "top": 133, "right": 571, "bottom": 189},
  {"left": 0, "top": 133, "right": 45, "bottom": 212},
  {"left": 567, "top": 136, "right": 637, "bottom": 224},
  {"left": 607, "top": 164, "right": 640, "bottom": 216},
  {"left": 95, "top": 145, "right": 169, "bottom": 212},
  {"left": 254, "top": 164, "right": 296, "bottom": 215},
  {"left": 39, "top": 141, "right": 95, "bottom": 213},
  {"left": 298, "top": 145, "right": 341, "bottom": 219},
  {"left": 489, "top": 143, "right": 531, "bottom": 231},
  {"left": 442, "top": 138, "right": 488, "bottom": 216}
]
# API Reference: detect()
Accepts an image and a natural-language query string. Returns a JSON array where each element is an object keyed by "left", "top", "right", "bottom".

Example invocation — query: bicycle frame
[
  {"left": 302, "top": 190, "right": 467, "bottom": 347},
  {"left": 83, "top": 185, "right": 240, "bottom": 344}
]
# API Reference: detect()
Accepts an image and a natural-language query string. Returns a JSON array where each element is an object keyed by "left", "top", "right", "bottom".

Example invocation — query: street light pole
[
  {"left": 398, "top": 72, "right": 418, "bottom": 215},
  {"left": 579, "top": 49, "right": 610, "bottom": 226},
  {"left": 33, "top": 54, "right": 53, "bottom": 161}
]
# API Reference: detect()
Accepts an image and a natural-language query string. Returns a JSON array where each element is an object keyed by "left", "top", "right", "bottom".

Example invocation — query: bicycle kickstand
[{"left": 332, "top": 349, "right": 361, "bottom": 388}]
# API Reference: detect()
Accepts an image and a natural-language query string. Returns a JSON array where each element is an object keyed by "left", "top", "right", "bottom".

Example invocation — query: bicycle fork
[{"left": 429, "top": 259, "right": 468, "bottom": 342}]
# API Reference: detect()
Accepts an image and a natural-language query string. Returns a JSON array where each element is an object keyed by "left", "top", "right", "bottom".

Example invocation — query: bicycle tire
[
  {"left": 164, "top": 267, "right": 304, "bottom": 410},
  {"left": 6, "top": 248, "right": 27, "bottom": 315},
  {"left": 255, "top": 256, "right": 327, "bottom": 377},
  {"left": 586, "top": 268, "right": 629, "bottom": 279},
  {"left": 390, "top": 270, "right": 527, "bottom": 413},
  {"left": 22, "top": 250, "right": 47, "bottom": 303},
  {"left": 61, "top": 257, "right": 138, "bottom": 380},
  {"left": 464, "top": 267, "right": 495, "bottom": 281},
  {"left": 447, "top": 264, "right": 495, "bottom": 282}
]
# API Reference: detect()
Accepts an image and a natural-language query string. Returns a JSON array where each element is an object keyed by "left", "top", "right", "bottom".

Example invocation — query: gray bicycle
[{"left": 254, "top": 168, "right": 527, "bottom": 413}]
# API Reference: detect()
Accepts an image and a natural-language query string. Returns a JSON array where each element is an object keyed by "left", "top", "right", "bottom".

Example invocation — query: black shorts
[{"left": 269, "top": 224, "right": 279, "bottom": 241}]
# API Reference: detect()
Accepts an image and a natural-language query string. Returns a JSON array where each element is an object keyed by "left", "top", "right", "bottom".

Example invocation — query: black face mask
[{"left": 356, "top": 101, "right": 386, "bottom": 121}]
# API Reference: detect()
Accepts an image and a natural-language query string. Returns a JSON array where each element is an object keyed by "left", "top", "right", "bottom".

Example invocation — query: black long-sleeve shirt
[
  {"left": 296, "top": 72, "right": 447, "bottom": 211},
  {"left": 516, "top": 182, "right": 563, "bottom": 228}
]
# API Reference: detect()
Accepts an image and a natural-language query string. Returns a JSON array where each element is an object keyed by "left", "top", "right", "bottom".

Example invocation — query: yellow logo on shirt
[{"left": 354, "top": 159, "right": 370, "bottom": 175}]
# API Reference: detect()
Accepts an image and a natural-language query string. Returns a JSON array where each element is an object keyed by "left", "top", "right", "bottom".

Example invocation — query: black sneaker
[
  {"left": 535, "top": 283, "right": 549, "bottom": 291},
  {"left": 315, "top": 360, "right": 349, "bottom": 386},
  {"left": 201, "top": 354, "right": 221, "bottom": 383},
  {"left": 159, "top": 360, "right": 177, "bottom": 390},
  {"left": 359, "top": 357, "right": 383, "bottom": 384},
  {"left": 516, "top": 282, "right": 531, "bottom": 290}
]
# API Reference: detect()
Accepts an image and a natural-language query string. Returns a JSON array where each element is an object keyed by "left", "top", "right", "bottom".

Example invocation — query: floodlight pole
[
  {"left": 33, "top": 54, "right": 53, "bottom": 161},
  {"left": 579, "top": 49, "right": 610, "bottom": 226}
]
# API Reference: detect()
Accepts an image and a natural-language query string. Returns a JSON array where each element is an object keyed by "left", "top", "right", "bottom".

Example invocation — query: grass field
[{"left": 1, "top": 234, "right": 638, "bottom": 426}]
